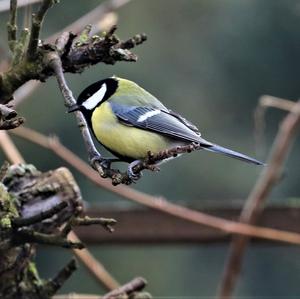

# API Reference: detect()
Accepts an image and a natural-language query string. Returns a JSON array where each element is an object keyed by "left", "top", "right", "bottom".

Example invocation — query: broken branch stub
[{"left": 0, "top": 164, "right": 82, "bottom": 298}]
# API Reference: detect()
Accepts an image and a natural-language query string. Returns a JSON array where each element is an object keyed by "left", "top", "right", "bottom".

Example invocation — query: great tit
[{"left": 68, "top": 77, "right": 263, "bottom": 177}]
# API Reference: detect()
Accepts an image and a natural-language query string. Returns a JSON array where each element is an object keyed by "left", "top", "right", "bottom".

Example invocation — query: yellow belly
[{"left": 91, "top": 102, "right": 173, "bottom": 159}]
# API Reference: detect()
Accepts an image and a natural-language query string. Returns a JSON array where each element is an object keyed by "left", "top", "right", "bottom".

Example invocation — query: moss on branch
[
  {"left": 0, "top": 163, "right": 114, "bottom": 299},
  {"left": 0, "top": 2, "right": 147, "bottom": 104}
]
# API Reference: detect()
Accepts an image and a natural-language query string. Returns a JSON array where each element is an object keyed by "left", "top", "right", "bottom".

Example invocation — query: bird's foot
[
  {"left": 100, "top": 158, "right": 121, "bottom": 169},
  {"left": 90, "top": 155, "right": 120, "bottom": 171},
  {"left": 127, "top": 160, "right": 143, "bottom": 182}
]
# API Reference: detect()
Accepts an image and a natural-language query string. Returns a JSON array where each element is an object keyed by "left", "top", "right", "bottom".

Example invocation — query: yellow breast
[{"left": 91, "top": 102, "right": 172, "bottom": 159}]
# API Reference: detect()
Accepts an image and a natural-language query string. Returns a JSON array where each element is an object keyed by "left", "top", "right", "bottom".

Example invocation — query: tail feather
[{"left": 202, "top": 143, "right": 265, "bottom": 166}]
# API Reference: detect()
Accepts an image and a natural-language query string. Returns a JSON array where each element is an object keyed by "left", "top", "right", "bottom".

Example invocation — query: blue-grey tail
[{"left": 203, "top": 143, "right": 264, "bottom": 166}]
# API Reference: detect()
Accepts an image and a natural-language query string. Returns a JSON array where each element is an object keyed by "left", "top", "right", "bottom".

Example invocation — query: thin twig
[
  {"left": 46, "top": 52, "right": 107, "bottom": 178},
  {"left": 0, "top": 128, "right": 119, "bottom": 291},
  {"left": 0, "top": 130, "right": 24, "bottom": 163},
  {"left": 7, "top": 0, "right": 17, "bottom": 51},
  {"left": 0, "top": 0, "right": 41, "bottom": 12},
  {"left": 47, "top": 0, "right": 131, "bottom": 43},
  {"left": 27, "top": 0, "right": 56, "bottom": 60},
  {"left": 218, "top": 99, "right": 300, "bottom": 298},
  {"left": 254, "top": 95, "right": 296, "bottom": 156},
  {"left": 45, "top": 258, "right": 78, "bottom": 296},
  {"left": 15, "top": 227, "right": 84, "bottom": 249},
  {"left": 11, "top": 126, "right": 300, "bottom": 246},
  {"left": 74, "top": 216, "right": 117, "bottom": 233},
  {"left": 53, "top": 295, "right": 101, "bottom": 299},
  {"left": 259, "top": 95, "right": 296, "bottom": 112},
  {"left": 68, "top": 231, "right": 120, "bottom": 290},
  {"left": 102, "top": 277, "right": 146, "bottom": 299}
]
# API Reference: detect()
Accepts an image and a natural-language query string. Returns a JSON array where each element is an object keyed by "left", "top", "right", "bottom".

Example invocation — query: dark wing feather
[
  {"left": 110, "top": 102, "right": 202, "bottom": 143},
  {"left": 167, "top": 109, "right": 200, "bottom": 133}
]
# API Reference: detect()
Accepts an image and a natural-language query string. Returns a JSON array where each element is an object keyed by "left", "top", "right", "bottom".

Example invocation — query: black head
[{"left": 68, "top": 77, "right": 118, "bottom": 113}]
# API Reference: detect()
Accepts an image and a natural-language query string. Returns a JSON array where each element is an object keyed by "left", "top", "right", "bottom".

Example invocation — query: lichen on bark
[{"left": 0, "top": 164, "right": 82, "bottom": 299}]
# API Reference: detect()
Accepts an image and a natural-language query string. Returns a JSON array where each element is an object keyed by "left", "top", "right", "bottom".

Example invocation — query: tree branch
[
  {"left": 0, "top": 0, "right": 41, "bottom": 12},
  {"left": 27, "top": 0, "right": 56, "bottom": 60},
  {"left": 254, "top": 95, "right": 297, "bottom": 155},
  {"left": 218, "top": 98, "right": 300, "bottom": 298},
  {"left": 0, "top": 130, "right": 120, "bottom": 293},
  {"left": 1, "top": 25, "right": 146, "bottom": 104},
  {"left": 14, "top": 228, "right": 85, "bottom": 249},
  {"left": 259, "top": 95, "right": 296, "bottom": 112},
  {"left": 0, "top": 131, "right": 24, "bottom": 163},
  {"left": 102, "top": 277, "right": 147, "bottom": 299},
  {"left": 12, "top": 0, "right": 129, "bottom": 107},
  {"left": 1, "top": 0, "right": 146, "bottom": 104},
  {"left": 12, "top": 201, "right": 68, "bottom": 228},
  {"left": 11, "top": 126, "right": 300, "bottom": 246},
  {"left": 46, "top": 51, "right": 108, "bottom": 177},
  {"left": 44, "top": 259, "right": 78, "bottom": 297},
  {"left": 0, "top": 104, "right": 25, "bottom": 130},
  {"left": 72, "top": 216, "right": 117, "bottom": 233},
  {"left": 47, "top": 0, "right": 132, "bottom": 43},
  {"left": 7, "top": 0, "right": 17, "bottom": 51}
]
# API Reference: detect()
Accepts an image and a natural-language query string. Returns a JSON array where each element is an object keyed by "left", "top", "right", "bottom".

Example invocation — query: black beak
[{"left": 67, "top": 104, "right": 80, "bottom": 113}]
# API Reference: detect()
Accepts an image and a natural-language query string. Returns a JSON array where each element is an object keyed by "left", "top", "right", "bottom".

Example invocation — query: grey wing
[
  {"left": 110, "top": 102, "right": 205, "bottom": 143},
  {"left": 167, "top": 109, "right": 200, "bottom": 133}
]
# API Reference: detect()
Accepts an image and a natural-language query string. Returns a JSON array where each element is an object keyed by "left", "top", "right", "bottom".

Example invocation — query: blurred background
[{"left": 1, "top": 0, "right": 300, "bottom": 297}]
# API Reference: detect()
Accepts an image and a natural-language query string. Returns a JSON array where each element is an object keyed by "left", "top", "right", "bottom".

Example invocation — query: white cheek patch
[
  {"left": 138, "top": 110, "right": 161, "bottom": 122},
  {"left": 82, "top": 83, "right": 107, "bottom": 110}
]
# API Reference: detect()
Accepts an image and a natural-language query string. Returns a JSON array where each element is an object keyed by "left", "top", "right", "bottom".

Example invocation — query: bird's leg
[{"left": 127, "top": 160, "right": 143, "bottom": 182}]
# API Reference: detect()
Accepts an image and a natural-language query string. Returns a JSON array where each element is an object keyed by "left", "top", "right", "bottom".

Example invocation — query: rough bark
[
  {"left": 0, "top": 24, "right": 146, "bottom": 104},
  {"left": 0, "top": 163, "right": 82, "bottom": 299}
]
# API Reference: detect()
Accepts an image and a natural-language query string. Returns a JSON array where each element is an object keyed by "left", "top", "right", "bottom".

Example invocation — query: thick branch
[
  {"left": 2, "top": 130, "right": 120, "bottom": 293},
  {"left": 12, "top": 201, "right": 68, "bottom": 227},
  {"left": 0, "top": 164, "right": 83, "bottom": 298},
  {"left": 62, "top": 25, "right": 147, "bottom": 73},
  {"left": 0, "top": 26, "right": 146, "bottom": 103},
  {"left": 13, "top": 0, "right": 130, "bottom": 107}
]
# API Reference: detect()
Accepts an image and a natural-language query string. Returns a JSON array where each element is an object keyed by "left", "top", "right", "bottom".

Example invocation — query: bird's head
[{"left": 68, "top": 77, "right": 119, "bottom": 113}]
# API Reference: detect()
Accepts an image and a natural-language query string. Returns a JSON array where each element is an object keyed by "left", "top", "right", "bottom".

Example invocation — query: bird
[{"left": 68, "top": 77, "right": 264, "bottom": 179}]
